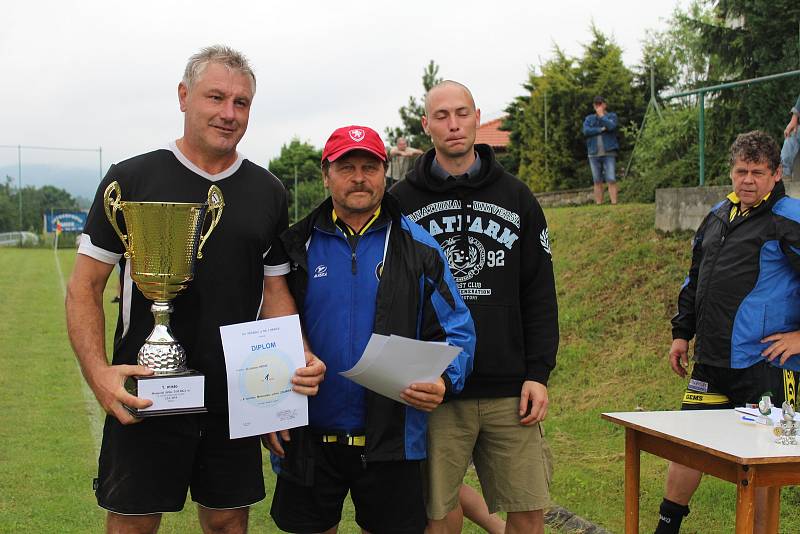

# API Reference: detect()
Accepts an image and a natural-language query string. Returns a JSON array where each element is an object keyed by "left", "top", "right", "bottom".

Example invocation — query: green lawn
[{"left": 2, "top": 204, "right": 799, "bottom": 532}]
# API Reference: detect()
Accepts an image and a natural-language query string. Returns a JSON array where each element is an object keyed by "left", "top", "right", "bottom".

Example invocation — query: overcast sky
[{"left": 0, "top": 0, "right": 683, "bottom": 196}]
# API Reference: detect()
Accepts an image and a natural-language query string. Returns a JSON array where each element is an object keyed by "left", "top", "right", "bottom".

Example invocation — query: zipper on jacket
[
  {"left": 361, "top": 452, "right": 367, "bottom": 469},
  {"left": 351, "top": 250, "right": 357, "bottom": 274},
  {"left": 696, "top": 213, "right": 730, "bottom": 355}
]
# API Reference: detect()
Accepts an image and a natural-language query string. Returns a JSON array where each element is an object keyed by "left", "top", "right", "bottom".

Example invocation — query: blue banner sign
[{"left": 45, "top": 211, "right": 87, "bottom": 233}]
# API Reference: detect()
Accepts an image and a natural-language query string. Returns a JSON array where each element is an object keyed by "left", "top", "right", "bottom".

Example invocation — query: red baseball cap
[{"left": 321, "top": 125, "right": 387, "bottom": 163}]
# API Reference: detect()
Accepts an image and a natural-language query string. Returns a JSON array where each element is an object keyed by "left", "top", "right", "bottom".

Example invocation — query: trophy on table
[{"left": 103, "top": 181, "right": 224, "bottom": 417}]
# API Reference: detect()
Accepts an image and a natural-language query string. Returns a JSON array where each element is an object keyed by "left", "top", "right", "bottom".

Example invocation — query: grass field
[{"left": 1, "top": 204, "right": 799, "bottom": 533}]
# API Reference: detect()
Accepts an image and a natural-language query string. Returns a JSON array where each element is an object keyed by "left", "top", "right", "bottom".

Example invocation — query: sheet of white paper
[
  {"left": 735, "top": 406, "right": 800, "bottom": 425},
  {"left": 340, "top": 334, "right": 461, "bottom": 405},
  {"left": 340, "top": 334, "right": 389, "bottom": 377},
  {"left": 221, "top": 315, "right": 308, "bottom": 439}
]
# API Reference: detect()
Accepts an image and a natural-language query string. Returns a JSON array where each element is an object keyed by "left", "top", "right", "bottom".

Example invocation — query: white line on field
[{"left": 54, "top": 248, "right": 103, "bottom": 458}]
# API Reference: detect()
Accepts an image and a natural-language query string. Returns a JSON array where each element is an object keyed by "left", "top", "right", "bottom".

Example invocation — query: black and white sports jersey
[{"left": 79, "top": 143, "right": 290, "bottom": 412}]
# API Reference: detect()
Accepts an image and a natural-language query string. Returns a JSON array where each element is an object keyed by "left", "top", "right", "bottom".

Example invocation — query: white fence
[{"left": 0, "top": 231, "right": 40, "bottom": 246}]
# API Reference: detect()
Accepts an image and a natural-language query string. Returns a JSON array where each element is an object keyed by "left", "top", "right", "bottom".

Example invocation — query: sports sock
[{"left": 653, "top": 498, "right": 690, "bottom": 534}]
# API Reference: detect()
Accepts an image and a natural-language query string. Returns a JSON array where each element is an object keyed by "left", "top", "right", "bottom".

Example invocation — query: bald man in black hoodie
[{"left": 391, "top": 80, "right": 559, "bottom": 534}]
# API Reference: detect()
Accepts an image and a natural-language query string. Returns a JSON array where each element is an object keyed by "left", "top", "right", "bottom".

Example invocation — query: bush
[{"left": 625, "top": 106, "right": 701, "bottom": 202}]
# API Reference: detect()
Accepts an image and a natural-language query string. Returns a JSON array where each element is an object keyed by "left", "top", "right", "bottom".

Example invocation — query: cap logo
[{"left": 349, "top": 129, "right": 365, "bottom": 142}]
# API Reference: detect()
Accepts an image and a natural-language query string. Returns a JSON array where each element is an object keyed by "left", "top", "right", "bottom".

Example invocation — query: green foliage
[
  {"left": 500, "top": 86, "right": 529, "bottom": 176},
  {"left": 267, "top": 138, "right": 326, "bottom": 222},
  {"left": 627, "top": 1, "right": 800, "bottom": 200},
  {"left": 385, "top": 60, "right": 442, "bottom": 152},
  {"left": 511, "top": 27, "right": 643, "bottom": 192},
  {"left": 625, "top": 106, "right": 700, "bottom": 202},
  {"left": 636, "top": 1, "right": 716, "bottom": 95},
  {"left": 695, "top": 0, "right": 800, "bottom": 153},
  {"left": 0, "top": 176, "right": 80, "bottom": 232}
]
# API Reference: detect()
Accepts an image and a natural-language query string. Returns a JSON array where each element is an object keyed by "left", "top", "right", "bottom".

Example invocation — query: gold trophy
[{"left": 103, "top": 181, "right": 224, "bottom": 417}]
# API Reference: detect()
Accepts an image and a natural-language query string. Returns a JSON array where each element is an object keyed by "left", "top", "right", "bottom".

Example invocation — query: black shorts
[
  {"left": 95, "top": 412, "right": 264, "bottom": 514},
  {"left": 270, "top": 440, "right": 426, "bottom": 534},
  {"left": 681, "top": 361, "right": 797, "bottom": 410}
]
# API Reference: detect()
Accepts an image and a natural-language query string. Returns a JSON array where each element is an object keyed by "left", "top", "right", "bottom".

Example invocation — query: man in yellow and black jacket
[{"left": 656, "top": 130, "right": 799, "bottom": 533}]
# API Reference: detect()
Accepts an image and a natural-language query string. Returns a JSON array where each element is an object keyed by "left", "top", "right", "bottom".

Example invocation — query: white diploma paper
[
  {"left": 340, "top": 334, "right": 461, "bottom": 405},
  {"left": 220, "top": 315, "right": 308, "bottom": 439}
]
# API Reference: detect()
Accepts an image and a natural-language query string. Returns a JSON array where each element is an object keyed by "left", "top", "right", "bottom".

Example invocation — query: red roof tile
[{"left": 475, "top": 118, "right": 510, "bottom": 148}]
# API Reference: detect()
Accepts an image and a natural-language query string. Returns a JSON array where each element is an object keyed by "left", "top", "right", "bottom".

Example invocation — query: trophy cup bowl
[{"left": 103, "top": 180, "right": 224, "bottom": 416}]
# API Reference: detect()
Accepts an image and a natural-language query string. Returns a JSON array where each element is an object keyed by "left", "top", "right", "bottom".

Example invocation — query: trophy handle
[
  {"left": 103, "top": 181, "right": 132, "bottom": 258},
  {"left": 197, "top": 185, "right": 225, "bottom": 259}
]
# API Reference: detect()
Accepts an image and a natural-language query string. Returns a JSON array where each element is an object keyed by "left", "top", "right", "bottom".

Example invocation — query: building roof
[{"left": 475, "top": 118, "right": 510, "bottom": 148}]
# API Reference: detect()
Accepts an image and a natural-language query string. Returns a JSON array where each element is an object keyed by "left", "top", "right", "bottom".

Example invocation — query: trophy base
[{"left": 124, "top": 370, "right": 207, "bottom": 418}]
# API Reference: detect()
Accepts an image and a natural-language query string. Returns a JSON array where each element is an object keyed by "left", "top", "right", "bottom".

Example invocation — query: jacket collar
[
  {"left": 281, "top": 193, "right": 405, "bottom": 258},
  {"left": 406, "top": 143, "right": 502, "bottom": 192}
]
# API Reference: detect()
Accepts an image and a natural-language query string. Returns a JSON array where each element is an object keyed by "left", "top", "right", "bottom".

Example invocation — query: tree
[
  {"left": 385, "top": 60, "right": 443, "bottom": 151},
  {"left": 267, "top": 138, "right": 325, "bottom": 222},
  {"left": 0, "top": 180, "right": 80, "bottom": 233},
  {"left": 500, "top": 83, "right": 531, "bottom": 176},
  {"left": 635, "top": 2, "right": 717, "bottom": 98},
  {"left": 510, "top": 27, "right": 641, "bottom": 191},
  {"left": 693, "top": 0, "right": 800, "bottom": 152}
]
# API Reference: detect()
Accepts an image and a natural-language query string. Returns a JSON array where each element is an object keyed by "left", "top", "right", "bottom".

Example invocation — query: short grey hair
[{"left": 182, "top": 45, "right": 256, "bottom": 93}]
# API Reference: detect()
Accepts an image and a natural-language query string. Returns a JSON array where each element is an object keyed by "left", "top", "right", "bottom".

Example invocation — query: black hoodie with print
[{"left": 391, "top": 144, "right": 559, "bottom": 398}]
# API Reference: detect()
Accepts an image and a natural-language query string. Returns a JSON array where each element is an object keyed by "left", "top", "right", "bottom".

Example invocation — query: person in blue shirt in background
[
  {"left": 266, "top": 125, "right": 475, "bottom": 534},
  {"left": 780, "top": 93, "right": 800, "bottom": 179},
  {"left": 583, "top": 95, "right": 619, "bottom": 205}
]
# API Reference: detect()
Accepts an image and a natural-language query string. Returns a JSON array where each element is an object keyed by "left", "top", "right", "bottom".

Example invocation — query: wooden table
[{"left": 601, "top": 410, "right": 800, "bottom": 533}]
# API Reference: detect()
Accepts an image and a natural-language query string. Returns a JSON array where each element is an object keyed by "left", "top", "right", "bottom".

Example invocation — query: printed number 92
[{"left": 487, "top": 250, "right": 505, "bottom": 267}]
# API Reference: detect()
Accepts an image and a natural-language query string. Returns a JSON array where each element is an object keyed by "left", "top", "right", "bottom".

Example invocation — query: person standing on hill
[
  {"left": 656, "top": 130, "right": 799, "bottom": 534},
  {"left": 392, "top": 80, "right": 559, "bottom": 534},
  {"left": 780, "top": 93, "right": 800, "bottom": 179},
  {"left": 582, "top": 95, "right": 619, "bottom": 205},
  {"left": 387, "top": 136, "right": 424, "bottom": 186}
]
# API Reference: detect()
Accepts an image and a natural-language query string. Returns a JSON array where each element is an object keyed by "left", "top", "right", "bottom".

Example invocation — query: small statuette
[
  {"left": 758, "top": 395, "right": 773, "bottom": 416},
  {"left": 774, "top": 401, "right": 798, "bottom": 446}
]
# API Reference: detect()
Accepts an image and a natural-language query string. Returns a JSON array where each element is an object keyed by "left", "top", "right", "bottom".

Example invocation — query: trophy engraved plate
[{"left": 104, "top": 181, "right": 224, "bottom": 417}]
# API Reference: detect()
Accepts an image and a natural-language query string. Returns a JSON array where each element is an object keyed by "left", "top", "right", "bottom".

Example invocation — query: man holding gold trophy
[{"left": 66, "top": 45, "right": 325, "bottom": 533}]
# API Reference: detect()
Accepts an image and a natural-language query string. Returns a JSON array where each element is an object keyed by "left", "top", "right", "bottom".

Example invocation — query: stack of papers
[{"left": 340, "top": 334, "right": 461, "bottom": 405}]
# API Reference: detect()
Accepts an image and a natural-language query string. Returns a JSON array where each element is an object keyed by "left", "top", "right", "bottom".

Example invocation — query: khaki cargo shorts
[{"left": 424, "top": 397, "right": 553, "bottom": 519}]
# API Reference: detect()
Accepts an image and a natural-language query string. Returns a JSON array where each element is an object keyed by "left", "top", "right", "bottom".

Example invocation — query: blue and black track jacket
[
  {"left": 672, "top": 181, "right": 800, "bottom": 372},
  {"left": 274, "top": 194, "right": 474, "bottom": 482}
]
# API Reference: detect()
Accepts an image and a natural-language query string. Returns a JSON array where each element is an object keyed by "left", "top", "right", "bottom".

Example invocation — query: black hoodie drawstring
[{"left": 458, "top": 190, "right": 469, "bottom": 256}]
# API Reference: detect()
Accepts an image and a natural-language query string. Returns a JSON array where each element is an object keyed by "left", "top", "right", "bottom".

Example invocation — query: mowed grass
[{"left": 2, "top": 203, "right": 799, "bottom": 532}]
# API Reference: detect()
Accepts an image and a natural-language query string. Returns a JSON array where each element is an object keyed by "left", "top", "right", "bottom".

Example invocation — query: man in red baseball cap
[{"left": 265, "top": 125, "right": 475, "bottom": 534}]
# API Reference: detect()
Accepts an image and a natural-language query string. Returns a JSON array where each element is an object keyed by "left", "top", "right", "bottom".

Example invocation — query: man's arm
[
  {"left": 669, "top": 338, "right": 691, "bottom": 378},
  {"left": 761, "top": 214, "right": 800, "bottom": 367},
  {"left": 259, "top": 274, "right": 325, "bottom": 396},
  {"left": 761, "top": 331, "right": 800, "bottom": 366},
  {"left": 671, "top": 212, "right": 710, "bottom": 345},
  {"left": 582, "top": 115, "right": 603, "bottom": 137},
  {"left": 401, "top": 232, "right": 476, "bottom": 412},
  {"left": 599, "top": 112, "right": 617, "bottom": 132},
  {"left": 259, "top": 274, "right": 325, "bottom": 457},
  {"left": 66, "top": 254, "right": 153, "bottom": 424},
  {"left": 518, "top": 199, "right": 558, "bottom": 426}
]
